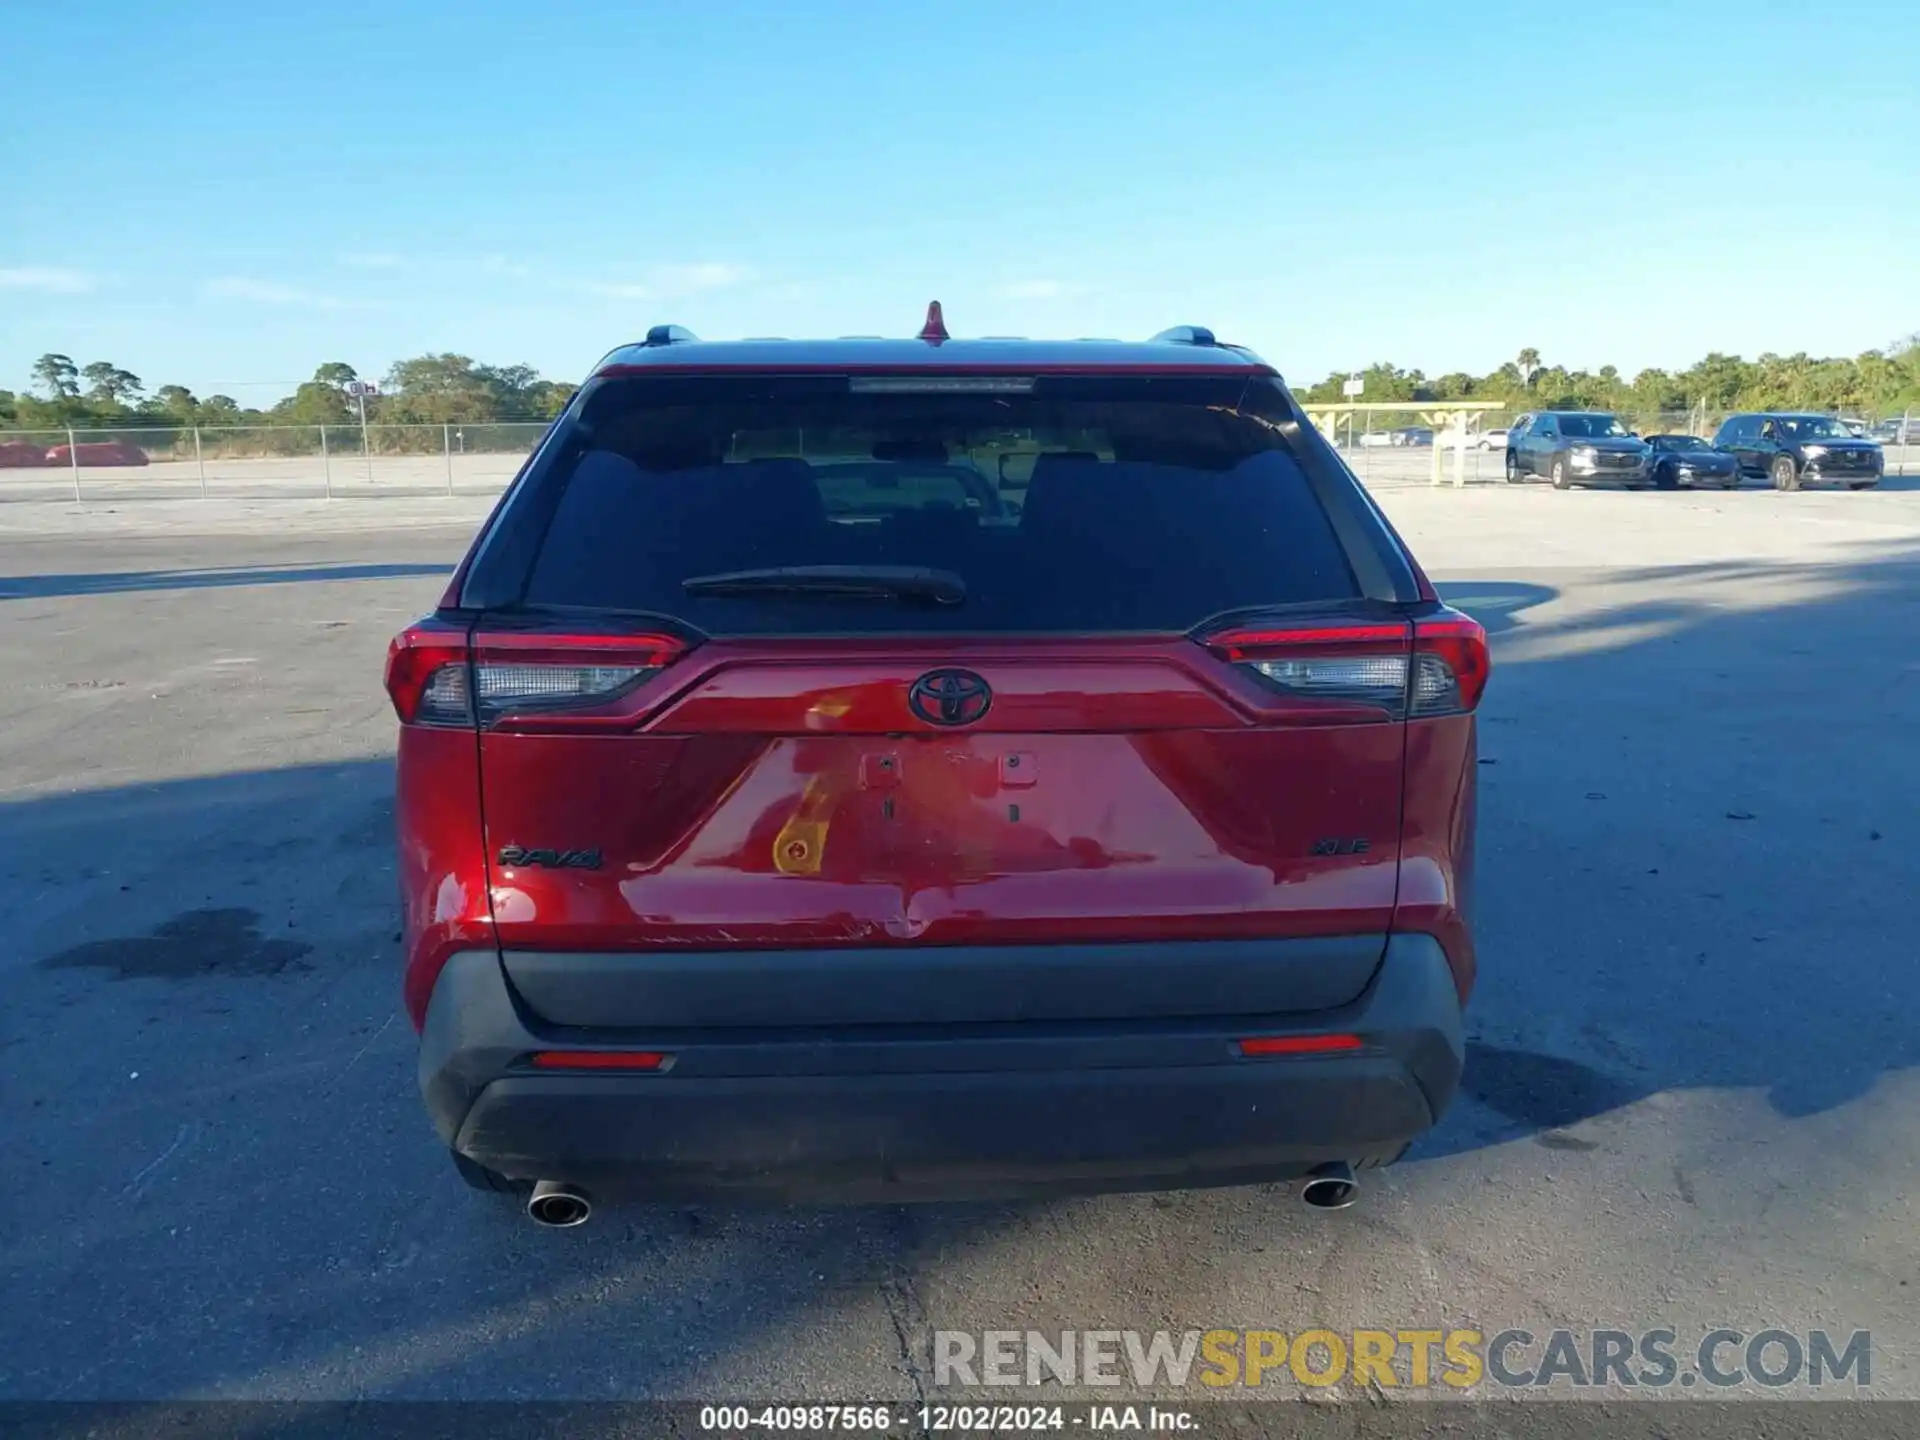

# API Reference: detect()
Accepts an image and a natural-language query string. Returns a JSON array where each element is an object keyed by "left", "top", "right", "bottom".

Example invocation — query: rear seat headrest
[
  {"left": 1020, "top": 452, "right": 1105, "bottom": 529},
  {"left": 633, "top": 439, "right": 724, "bottom": 471}
]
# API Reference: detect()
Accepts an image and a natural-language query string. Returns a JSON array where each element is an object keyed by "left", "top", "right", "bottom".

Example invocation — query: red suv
[{"left": 386, "top": 313, "right": 1485, "bottom": 1225}]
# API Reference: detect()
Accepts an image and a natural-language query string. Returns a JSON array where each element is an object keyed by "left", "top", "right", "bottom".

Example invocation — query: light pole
[{"left": 346, "top": 379, "right": 380, "bottom": 485}]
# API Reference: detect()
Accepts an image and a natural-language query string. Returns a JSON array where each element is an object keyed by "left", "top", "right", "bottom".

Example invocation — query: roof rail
[
  {"left": 1148, "top": 325, "right": 1217, "bottom": 347},
  {"left": 643, "top": 324, "right": 699, "bottom": 347}
]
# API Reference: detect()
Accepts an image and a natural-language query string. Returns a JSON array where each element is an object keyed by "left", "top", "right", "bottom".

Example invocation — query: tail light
[
  {"left": 1201, "top": 608, "right": 1488, "bottom": 720},
  {"left": 384, "top": 624, "right": 689, "bottom": 729},
  {"left": 1409, "top": 611, "right": 1490, "bottom": 716},
  {"left": 384, "top": 620, "right": 472, "bottom": 725}
]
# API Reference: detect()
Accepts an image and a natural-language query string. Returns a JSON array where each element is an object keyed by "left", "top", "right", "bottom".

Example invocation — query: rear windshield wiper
[{"left": 681, "top": 565, "right": 967, "bottom": 606}]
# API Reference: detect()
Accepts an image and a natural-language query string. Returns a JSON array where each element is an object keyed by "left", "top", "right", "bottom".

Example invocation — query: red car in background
[
  {"left": 43, "top": 441, "right": 149, "bottom": 467},
  {"left": 386, "top": 312, "right": 1487, "bottom": 1226},
  {"left": 0, "top": 441, "right": 52, "bottom": 468}
]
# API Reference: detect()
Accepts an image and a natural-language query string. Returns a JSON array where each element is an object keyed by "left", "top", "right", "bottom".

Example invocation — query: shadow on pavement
[
  {"left": 1422, "top": 550, "right": 1920, "bottom": 1156},
  {"left": 0, "top": 562, "right": 452, "bottom": 600},
  {"left": 0, "top": 546, "right": 1916, "bottom": 1399}
]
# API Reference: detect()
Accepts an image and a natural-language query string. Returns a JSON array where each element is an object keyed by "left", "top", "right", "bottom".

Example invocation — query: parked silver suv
[{"left": 1504, "top": 411, "right": 1652, "bottom": 489}]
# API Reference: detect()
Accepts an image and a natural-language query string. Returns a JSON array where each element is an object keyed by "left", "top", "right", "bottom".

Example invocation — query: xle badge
[
  {"left": 498, "top": 847, "right": 603, "bottom": 870},
  {"left": 1310, "top": 838, "right": 1371, "bottom": 856}
]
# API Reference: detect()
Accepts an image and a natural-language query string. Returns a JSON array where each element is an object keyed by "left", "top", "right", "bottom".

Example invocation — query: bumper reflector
[
  {"left": 1236, "top": 1033, "right": 1365, "bottom": 1057},
  {"left": 529, "top": 1050, "right": 670, "bottom": 1072}
]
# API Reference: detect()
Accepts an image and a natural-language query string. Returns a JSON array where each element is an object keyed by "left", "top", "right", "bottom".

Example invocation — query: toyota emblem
[{"left": 907, "top": 668, "right": 992, "bottom": 727}]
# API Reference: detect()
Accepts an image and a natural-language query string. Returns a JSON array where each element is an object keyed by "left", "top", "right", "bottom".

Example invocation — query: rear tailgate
[
  {"left": 475, "top": 636, "right": 1410, "bottom": 1023},
  {"left": 453, "top": 371, "right": 1436, "bottom": 1027}
]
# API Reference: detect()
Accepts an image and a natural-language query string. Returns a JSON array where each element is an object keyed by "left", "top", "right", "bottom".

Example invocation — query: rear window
[{"left": 513, "top": 373, "right": 1358, "bottom": 634}]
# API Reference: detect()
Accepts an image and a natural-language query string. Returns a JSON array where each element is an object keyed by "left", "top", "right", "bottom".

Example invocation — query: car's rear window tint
[{"left": 515, "top": 374, "right": 1357, "bottom": 634}]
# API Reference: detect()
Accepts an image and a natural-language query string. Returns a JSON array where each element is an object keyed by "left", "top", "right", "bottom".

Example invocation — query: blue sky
[{"left": 2, "top": 0, "right": 1914, "bottom": 403}]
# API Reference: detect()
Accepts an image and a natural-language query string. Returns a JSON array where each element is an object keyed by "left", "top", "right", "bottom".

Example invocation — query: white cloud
[
  {"left": 581, "top": 280, "right": 655, "bottom": 301},
  {"left": 339, "top": 251, "right": 406, "bottom": 269},
  {"left": 570, "top": 262, "right": 753, "bottom": 305},
  {"left": 0, "top": 266, "right": 97, "bottom": 294},
  {"left": 576, "top": 263, "right": 754, "bottom": 303},
  {"left": 652, "top": 262, "right": 753, "bottom": 294},
  {"left": 997, "top": 279, "right": 1087, "bottom": 301},
  {"left": 470, "top": 255, "right": 752, "bottom": 306},
  {"left": 201, "top": 277, "right": 352, "bottom": 309}
]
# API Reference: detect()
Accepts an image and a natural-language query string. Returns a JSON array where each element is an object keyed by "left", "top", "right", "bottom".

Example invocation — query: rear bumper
[{"left": 418, "top": 934, "right": 1465, "bottom": 1203}]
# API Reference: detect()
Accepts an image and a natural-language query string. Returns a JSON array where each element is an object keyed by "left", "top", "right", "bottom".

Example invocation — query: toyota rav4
[{"left": 386, "top": 309, "right": 1486, "bottom": 1225}]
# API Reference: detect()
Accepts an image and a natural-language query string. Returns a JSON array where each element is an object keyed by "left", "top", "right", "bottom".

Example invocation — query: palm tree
[
  {"left": 1517, "top": 348, "right": 1542, "bottom": 388},
  {"left": 32, "top": 353, "right": 79, "bottom": 400},
  {"left": 80, "top": 361, "right": 144, "bottom": 407}
]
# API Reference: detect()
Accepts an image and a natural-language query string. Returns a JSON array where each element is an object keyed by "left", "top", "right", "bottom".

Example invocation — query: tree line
[
  {"left": 6, "top": 337, "right": 1919, "bottom": 434},
  {"left": 0, "top": 353, "right": 578, "bottom": 432},
  {"left": 1296, "top": 339, "right": 1920, "bottom": 421}
]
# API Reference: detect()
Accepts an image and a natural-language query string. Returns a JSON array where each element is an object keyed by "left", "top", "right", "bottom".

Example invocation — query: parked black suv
[
  {"left": 1505, "top": 411, "right": 1652, "bottom": 489},
  {"left": 1712, "top": 413, "right": 1883, "bottom": 491}
]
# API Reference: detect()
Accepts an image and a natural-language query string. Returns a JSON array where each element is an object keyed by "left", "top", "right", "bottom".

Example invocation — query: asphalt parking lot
[{"left": 2, "top": 480, "right": 1917, "bottom": 1412}]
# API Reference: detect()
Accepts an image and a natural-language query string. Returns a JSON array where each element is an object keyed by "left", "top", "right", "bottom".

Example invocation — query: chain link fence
[
  {"left": 1315, "top": 406, "right": 1919, "bottom": 488},
  {"left": 2, "top": 408, "right": 1913, "bottom": 503},
  {"left": 0, "top": 422, "right": 550, "bottom": 503}
]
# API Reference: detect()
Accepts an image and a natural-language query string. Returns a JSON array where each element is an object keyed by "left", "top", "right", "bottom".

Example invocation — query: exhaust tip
[
  {"left": 1299, "top": 1162, "right": 1359, "bottom": 1211},
  {"left": 527, "top": 1179, "right": 592, "bottom": 1228}
]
